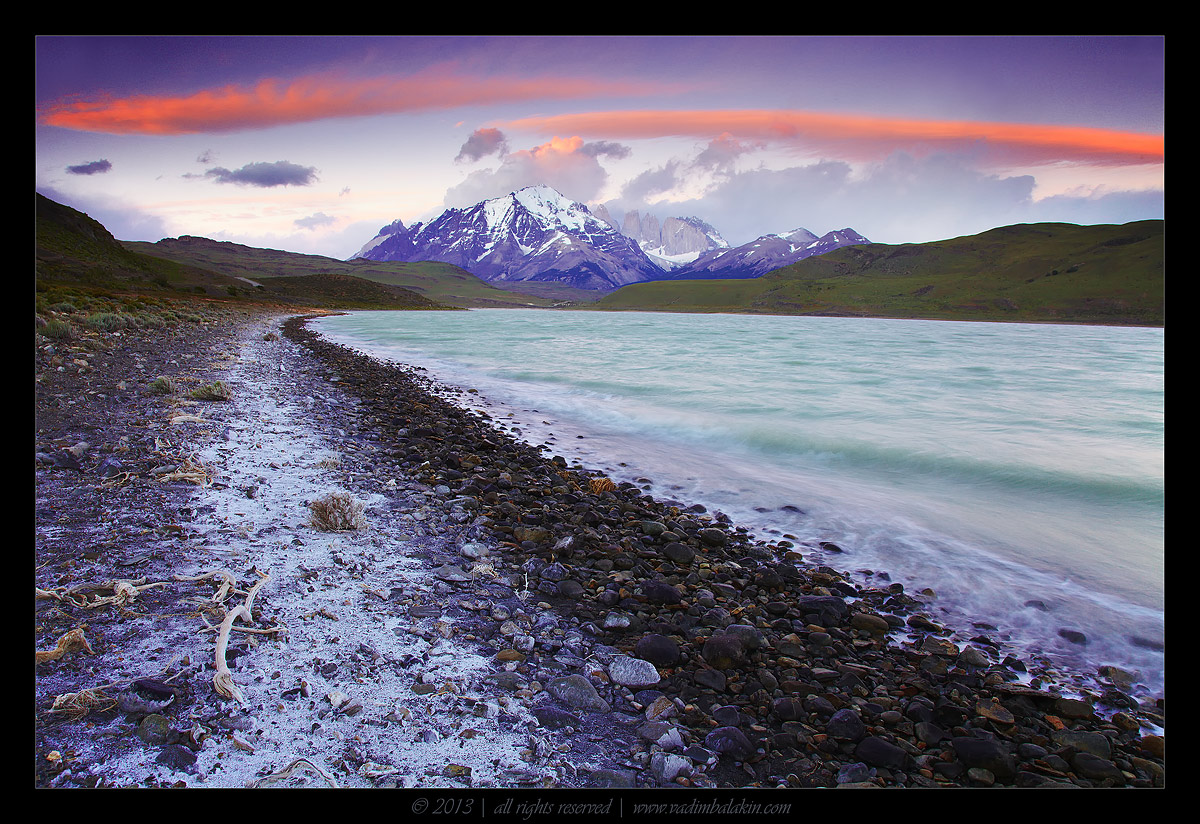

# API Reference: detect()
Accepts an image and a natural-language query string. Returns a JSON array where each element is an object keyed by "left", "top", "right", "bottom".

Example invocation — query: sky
[{"left": 35, "top": 35, "right": 1165, "bottom": 260}]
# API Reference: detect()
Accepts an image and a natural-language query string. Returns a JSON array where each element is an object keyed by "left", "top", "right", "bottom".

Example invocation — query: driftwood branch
[
  {"left": 35, "top": 627, "right": 94, "bottom": 665},
  {"left": 245, "top": 757, "right": 339, "bottom": 788},
  {"left": 211, "top": 569, "right": 271, "bottom": 705}
]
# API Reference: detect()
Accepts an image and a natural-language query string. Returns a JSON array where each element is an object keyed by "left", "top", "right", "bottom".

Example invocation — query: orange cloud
[
  {"left": 504, "top": 109, "right": 1164, "bottom": 168},
  {"left": 38, "top": 71, "right": 667, "bottom": 136}
]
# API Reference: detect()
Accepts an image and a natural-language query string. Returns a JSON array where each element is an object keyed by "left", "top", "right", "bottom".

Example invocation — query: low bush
[
  {"left": 308, "top": 492, "right": 366, "bottom": 532},
  {"left": 147, "top": 376, "right": 176, "bottom": 395}
]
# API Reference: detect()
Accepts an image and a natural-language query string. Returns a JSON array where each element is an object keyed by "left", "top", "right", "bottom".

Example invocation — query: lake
[{"left": 311, "top": 309, "right": 1165, "bottom": 699}]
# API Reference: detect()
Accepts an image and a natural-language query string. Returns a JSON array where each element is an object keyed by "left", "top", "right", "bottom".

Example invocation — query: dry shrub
[
  {"left": 308, "top": 491, "right": 365, "bottom": 532},
  {"left": 189, "top": 380, "right": 232, "bottom": 401}
]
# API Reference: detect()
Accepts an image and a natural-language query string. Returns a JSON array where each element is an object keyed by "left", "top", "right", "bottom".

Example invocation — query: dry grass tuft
[
  {"left": 308, "top": 491, "right": 366, "bottom": 532},
  {"left": 188, "top": 380, "right": 232, "bottom": 401}
]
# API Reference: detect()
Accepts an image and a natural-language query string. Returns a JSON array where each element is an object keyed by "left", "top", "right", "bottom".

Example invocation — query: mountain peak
[{"left": 351, "top": 185, "right": 660, "bottom": 290}]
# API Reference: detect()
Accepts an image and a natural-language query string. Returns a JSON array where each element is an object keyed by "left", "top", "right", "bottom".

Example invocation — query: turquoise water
[{"left": 312, "top": 309, "right": 1165, "bottom": 698}]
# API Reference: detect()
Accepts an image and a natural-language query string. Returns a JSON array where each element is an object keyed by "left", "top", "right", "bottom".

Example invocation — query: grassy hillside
[
  {"left": 595, "top": 220, "right": 1164, "bottom": 326},
  {"left": 124, "top": 235, "right": 558, "bottom": 309},
  {"left": 36, "top": 192, "right": 463, "bottom": 313}
]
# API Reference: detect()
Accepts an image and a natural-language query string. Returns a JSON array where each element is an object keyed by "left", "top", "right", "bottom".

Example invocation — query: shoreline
[{"left": 34, "top": 309, "right": 1165, "bottom": 789}]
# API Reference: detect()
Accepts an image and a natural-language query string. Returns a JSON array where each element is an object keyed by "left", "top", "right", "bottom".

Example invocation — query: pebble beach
[{"left": 34, "top": 309, "right": 1166, "bottom": 791}]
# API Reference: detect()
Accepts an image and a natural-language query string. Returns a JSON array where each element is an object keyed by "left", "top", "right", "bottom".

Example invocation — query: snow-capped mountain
[
  {"left": 351, "top": 185, "right": 662, "bottom": 291},
  {"left": 665, "top": 227, "right": 871, "bottom": 280},
  {"left": 352, "top": 185, "right": 870, "bottom": 290}
]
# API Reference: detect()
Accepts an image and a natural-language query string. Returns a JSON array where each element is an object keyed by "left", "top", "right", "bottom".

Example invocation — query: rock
[
  {"left": 1071, "top": 751, "right": 1125, "bottom": 785},
  {"left": 771, "top": 697, "right": 806, "bottom": 722},
  {"left": 433, "top": 564, "right": 471, "bottom": 582},
  {"left": 855, "top": 736, "right": 907, "bottom": 770},
  {"left": 136, "top": 714, "right": 175, "bottom": 745},
  {"left": 650, "top": 752, "right": 692, "bottom": 783},
  {"left": 587, "top": 768, "right": 637, "bottom": 788},
  {"left": 635, "top": 633, "right": 681, "bottom": 667},
  {"left": 608, "top": 656, "right": 662, "bottom": 688},
  {"left": 722, "top": 623, "right": 765, "bottom": 651},
  {"left": 1054, "top": 697, "right": 1095, "bottom": 720},
  {"left": 662, "top": 542, "right": 695, "bottom": 564},
  {"left": 826, "top": 708, "right": 867, "bottom": 741},
  {"left": 836, "top": 762, "right": 876, "bottom": 785},
  {"left": 701, "top": 632, "right": 747, "bottom": 669},
  {"left": 976, "top": 698, "right": 1015, "bottom": 725},
  {"left": 546, "top": 674, "right": 610, "bottom": 713},
  {"left": 704, "top": 726, "right": 756, "bottom": 761},
  {"left": 641, "top": 580, "right": 683, "bottom": 604},
  {"left": 793, "top": 595, "right": 849, "bottom": 621},
  {"left": 156, "top": 744, "right": 197, "bottom": 772},
  {"left": 1058, "top": 628, "right": 1088, "bottom": 645},
  {"left": 532, "top": 706, "right": 581, "bottom": 730},
  {"left": 644, "top": 695, "right": 677, "bottom": 721},
  {"left": 694, "top": 668, "right": 727, "bottom": 691},
  {"left": 698, "top": 528, "right": 727, "bottom": 547},
  {"left": 950, "top": 736, "right": 1016, "bottom": 782},
  {"left": 639, "top": 721, "right": 685, "bottom": 750},
  {"left": 1051, "top": 729, "right": 1112, "bottom": 760},
  {"left": 850, "top": 612, "right": 891, "bottom": 635}
]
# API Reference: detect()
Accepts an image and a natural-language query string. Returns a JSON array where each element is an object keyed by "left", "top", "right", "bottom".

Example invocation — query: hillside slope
[
  {"left": 125, "top": 235, "right": 555, "bottom": 308},
  {"left": 595, "top": 220, "right": 1164, "bottom": 326}
]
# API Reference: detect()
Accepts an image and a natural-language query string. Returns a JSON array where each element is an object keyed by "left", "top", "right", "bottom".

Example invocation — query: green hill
[
  {"left": 37, "top": 192, "right": 479, "bottom": 311},
  {"left": 124, "top": 235, "right": 557, "bottom": 309},
  {"left": 595, "top": 220, "right": 1164, "bottom": 326}
]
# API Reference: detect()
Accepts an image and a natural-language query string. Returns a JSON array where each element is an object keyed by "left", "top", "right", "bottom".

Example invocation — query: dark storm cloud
[
  {"left": 455, "top": 128, "right": 509, "bottom": 162},
  {"left": 66, "top": 159, "right": 112, "bottom": 175},
  {"left": 204, "top": 160, "right": 318, "bottom": 187}
]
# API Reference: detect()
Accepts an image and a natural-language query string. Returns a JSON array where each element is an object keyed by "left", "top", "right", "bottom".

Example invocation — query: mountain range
[{"left": 352, "top": 184, "right": 869, "bottom": 290}]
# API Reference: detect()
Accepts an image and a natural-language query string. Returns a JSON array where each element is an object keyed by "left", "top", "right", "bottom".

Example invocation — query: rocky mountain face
[
  {"left": 353, "top": 185, "right": 662, "bottom": 291},
  {"left": 615, "top": 210, "right": 730, "bottom": 270},
  {"left": 353, "top": 185, "right": 868, "bottom": 290}
]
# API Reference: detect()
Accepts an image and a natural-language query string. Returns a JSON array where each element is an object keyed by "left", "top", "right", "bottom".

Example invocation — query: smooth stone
[
  {"left": 608, "top": 655, "right": 662, "bottom": 688},
  {"left": 698, "top": 528, "right": 727, "bottom": 547},
  {"left": 662, "top": 542, "right": 695, "bottom": 564},
  {"left": 850, "top": 613, "right": 891, "bottom": 635},
  {"left": 546, "top": 674, "right": 610, "bottom": 713},
  {"left": 1054, "top": 697, "right": 1096, "bottom": 719},
  {"left": 635, "top": 634, "right": 681, "bottom": 667}
]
